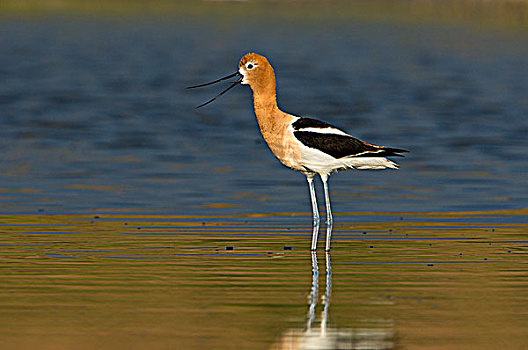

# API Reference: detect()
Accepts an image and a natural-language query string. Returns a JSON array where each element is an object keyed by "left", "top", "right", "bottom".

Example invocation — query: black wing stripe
[
  {"left": 294, "top": 131, "right": 372, "bottom": 158},
  {"left": 292, "top": 117, "right": 338, "bottom": 131},
  {"left": 294, "top": 131, "right": 408, "bottom": 159}
]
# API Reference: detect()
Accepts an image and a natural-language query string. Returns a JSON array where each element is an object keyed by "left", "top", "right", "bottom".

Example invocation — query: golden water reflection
[
  {"left": 271, "top": 252, "right": 394, "bottom": 350},
  {"left": 0, "top": 210, "right": 526, "bottom": 349}
]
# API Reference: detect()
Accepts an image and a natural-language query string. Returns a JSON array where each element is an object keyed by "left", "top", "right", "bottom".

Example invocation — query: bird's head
[{"left": 187, "top": 52, "right": 276, "bottom": 108}]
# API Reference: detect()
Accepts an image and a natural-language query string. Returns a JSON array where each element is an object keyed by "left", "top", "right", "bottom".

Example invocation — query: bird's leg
[
  {"left": 307, "top": 175, "right": 320, "bottom": 225},
  {"left": 320, "top": 174, "right": 333, "bottom": 251},
  {"left": 306, "top": 174, "right": 320, "bottom": 251}
]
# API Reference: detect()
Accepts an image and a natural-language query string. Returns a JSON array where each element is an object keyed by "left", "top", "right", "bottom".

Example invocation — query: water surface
[
  {"left": 0, "top": 16, "right": 527, "bottom": 214},
  {"left": 1, "top": 210, "right": 527, "bottom": 349}
]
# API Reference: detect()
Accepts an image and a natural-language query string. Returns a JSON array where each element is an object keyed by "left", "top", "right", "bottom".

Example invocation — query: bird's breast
[{"left": 256, "top": 114, "right": 304, "bottom": 172}]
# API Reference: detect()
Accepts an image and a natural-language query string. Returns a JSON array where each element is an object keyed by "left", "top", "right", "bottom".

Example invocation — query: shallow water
[
  {"left": 1, "top": 211, "right": 527, "bottom": 349},
  {"left": 0, "top": 6, "right": 527, "bottom": 350}
]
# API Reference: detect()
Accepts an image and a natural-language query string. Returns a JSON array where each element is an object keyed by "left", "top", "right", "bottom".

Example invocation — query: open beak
[{"left": 187, "top": 71, "right": 242, "bottom": 109}]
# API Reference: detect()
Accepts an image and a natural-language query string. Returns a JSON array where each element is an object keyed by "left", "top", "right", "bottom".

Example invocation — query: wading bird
[{"left": 188, "top": 53, "right": 408, "bottom": 251}]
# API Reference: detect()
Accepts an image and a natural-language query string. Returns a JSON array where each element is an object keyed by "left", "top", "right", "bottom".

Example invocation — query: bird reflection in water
[{"left": 270, "top": 252, "right": 395, "bottom": 350}]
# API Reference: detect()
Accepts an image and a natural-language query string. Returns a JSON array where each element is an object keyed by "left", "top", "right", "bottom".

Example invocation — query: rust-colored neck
[
  {"left": 250, "top": 87, "right": 283, "bottom": 128},
  {"left": 249, "top": 72, "right": 283, "bottom": 129},
  {"left": 249, "top": 69, "right": 277, "bottom": 108}
]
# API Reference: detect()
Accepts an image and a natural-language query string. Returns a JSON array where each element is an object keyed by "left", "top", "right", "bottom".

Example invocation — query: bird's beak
[{"left": 187, "top": 71, "right": 242, "bottom": 109}]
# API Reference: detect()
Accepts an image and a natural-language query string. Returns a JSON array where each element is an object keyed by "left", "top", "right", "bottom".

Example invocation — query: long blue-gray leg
[
  {"left": 320, "top": 174, "right": 333, "bottom": 251},
  {"left": 306, "top": 174, "right": 320, "bottom": 251}
]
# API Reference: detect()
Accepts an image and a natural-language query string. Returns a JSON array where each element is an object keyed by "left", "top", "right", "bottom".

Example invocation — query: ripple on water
[{"left": 0, "top": 210, "right": 527, "bottom": 349}]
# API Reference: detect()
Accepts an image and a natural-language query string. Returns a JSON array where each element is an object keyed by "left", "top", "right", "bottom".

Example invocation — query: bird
[{"left": 187, "top": 52, "right": 408, "bottom": 251}]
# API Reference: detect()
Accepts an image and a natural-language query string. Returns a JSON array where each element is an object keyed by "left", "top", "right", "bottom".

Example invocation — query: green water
[{"left": 1, "top": 211, "right": 526, "bottom": 349}]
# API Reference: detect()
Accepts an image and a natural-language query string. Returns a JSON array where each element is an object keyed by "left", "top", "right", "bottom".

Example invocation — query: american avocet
[{"left": 188, "top": 53, "right": 408, "bottom": 251}]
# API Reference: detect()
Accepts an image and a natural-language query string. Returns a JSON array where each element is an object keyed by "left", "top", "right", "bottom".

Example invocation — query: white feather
[
  {"left": 295, "top": 127, "right": 349, "bottom": 136},
  {"left": 295, "top": 142, "right": 399, "bottom": 174},
  {"left": 344, "top": 157, "right": 399, "bottom": 170}
]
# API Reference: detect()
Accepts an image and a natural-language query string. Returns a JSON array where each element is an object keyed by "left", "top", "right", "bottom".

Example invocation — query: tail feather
[
  {"left": 383, "top": 147, "right": 409, "bottom": 157},
  {"left": 374, "top": 147, "right": 409, "bottom": 158},
  {"left": 345, "top": 157, "right": 400, "bottom": 170}
]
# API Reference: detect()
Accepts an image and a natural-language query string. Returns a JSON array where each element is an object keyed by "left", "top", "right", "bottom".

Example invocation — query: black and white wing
[{"left": 292, "top": 117, "right": 408, "bottom": 159}]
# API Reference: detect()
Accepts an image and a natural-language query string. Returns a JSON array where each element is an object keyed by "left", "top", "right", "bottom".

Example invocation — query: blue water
[{"left": 0, "top": 17, "right": 527, "bottom": 215}]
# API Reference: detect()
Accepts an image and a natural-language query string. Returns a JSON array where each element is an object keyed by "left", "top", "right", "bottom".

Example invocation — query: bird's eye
[{"left": 246, "top": 63, "right": 255, "bottom": 70}]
